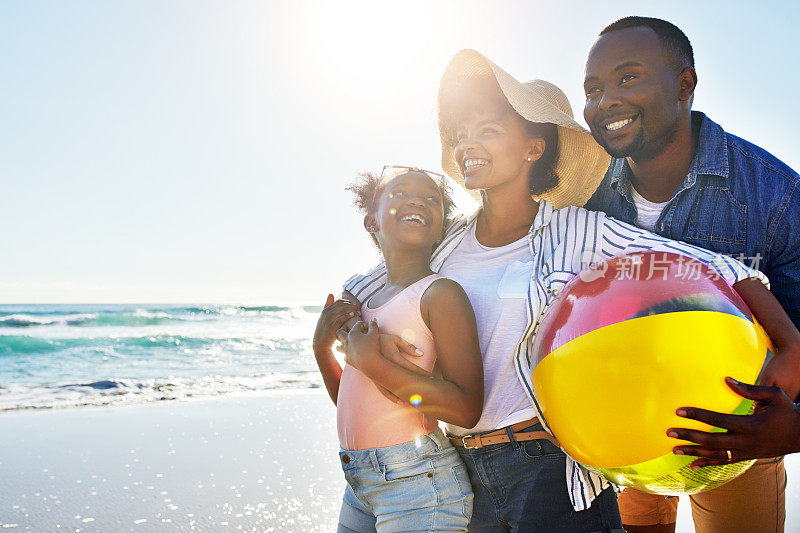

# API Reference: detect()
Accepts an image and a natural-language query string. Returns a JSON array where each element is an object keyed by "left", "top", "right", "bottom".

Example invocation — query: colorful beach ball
[{"left": 531, "top": 251, "right": 772, "bottom": 495}]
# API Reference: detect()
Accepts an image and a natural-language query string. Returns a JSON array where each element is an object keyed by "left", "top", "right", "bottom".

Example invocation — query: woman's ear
[
  {"left": 526, "top": 138, "right": 546, "bottom": 163},
  {"left": 363, "top": 214, "right": 377, "bottom": 233}
]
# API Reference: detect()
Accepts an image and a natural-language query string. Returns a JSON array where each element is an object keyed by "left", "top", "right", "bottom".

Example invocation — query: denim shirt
[{"left": 586, "top": 111, "right": 800, "bottom": 330}]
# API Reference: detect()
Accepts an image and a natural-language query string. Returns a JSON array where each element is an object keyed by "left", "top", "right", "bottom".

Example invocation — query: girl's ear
[
  {"left": 363, "top": 214, "right": 377, "bottom": 233},
  {"left": 526, "top": 137, "right": 546, "bottom": 163}
]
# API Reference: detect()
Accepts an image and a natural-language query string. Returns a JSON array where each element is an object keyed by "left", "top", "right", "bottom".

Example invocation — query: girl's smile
[{"left": 370, "top": 172, "right": 445, "bottom": 250}]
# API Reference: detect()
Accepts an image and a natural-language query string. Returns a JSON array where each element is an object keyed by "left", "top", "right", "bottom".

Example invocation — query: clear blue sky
[{"left": 2, "top": 0, "right": 798, "bottom": 303}]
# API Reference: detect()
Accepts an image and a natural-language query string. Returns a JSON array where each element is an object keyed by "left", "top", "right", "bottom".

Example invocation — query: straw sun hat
[{"left": 438, "top": 49, "right": 610, "bottom": 209}]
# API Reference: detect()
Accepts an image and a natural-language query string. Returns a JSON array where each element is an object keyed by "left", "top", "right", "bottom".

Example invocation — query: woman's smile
[
  {"left": 463, "top": 157, "right": 491, "bottom": 177},
  {"left": 453, "top": 105, "right": 536, "bottom": 192}
]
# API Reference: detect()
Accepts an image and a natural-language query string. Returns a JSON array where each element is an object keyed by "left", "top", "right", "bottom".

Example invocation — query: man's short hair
[{"left": 600, "top": 16, "right": 694, "bottom": 71}]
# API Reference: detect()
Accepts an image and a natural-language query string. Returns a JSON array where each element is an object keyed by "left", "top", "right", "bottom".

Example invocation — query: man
[
  {"left": 583, "top": 16, "right": 800, "bottom": 533},
  {"left": 669, "top": 377, "right": 800, "bottom": 465}
]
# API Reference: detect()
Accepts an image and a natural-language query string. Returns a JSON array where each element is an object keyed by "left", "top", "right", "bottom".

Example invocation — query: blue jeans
[
  {"left": 454, "top": 423, "right": 623, "bottom": 532},
  {"left": 337, "top": 428, "right": 473, "bottom": 532}
]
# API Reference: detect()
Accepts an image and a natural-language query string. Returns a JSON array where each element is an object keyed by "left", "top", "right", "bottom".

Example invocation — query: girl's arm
[
  {"left": 337, "top": 290, "right": 426, "bottom": 404},
  {"left": 312, "top": 293, "right": 360, "bottom": 405},
  {"left": 342, "top": 279, "right": 484, "bottom": 428}
]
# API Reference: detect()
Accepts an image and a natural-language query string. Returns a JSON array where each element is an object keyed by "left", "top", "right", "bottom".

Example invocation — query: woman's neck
[{"left": 476, "top": 181, "right": 539, "bottom": 247}]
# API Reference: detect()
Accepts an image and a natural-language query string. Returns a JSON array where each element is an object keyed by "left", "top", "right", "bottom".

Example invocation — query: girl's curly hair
[{"left": 346, "top": 170, "right": 455, "bottom": 249}]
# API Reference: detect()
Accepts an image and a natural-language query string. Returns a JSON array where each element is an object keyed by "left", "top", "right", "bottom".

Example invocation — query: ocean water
[{"left": 0, "top": 304, "right": 325, "bottom": 411}]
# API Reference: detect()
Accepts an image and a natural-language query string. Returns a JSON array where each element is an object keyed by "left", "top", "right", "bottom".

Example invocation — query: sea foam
[{"left": 0, "top": 303, "right": 324, "bottom": 411}]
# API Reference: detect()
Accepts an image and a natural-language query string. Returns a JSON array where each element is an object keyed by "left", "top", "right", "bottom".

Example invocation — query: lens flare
[{"left": 409, "top": 394, "right": 422, "bottom": 407}]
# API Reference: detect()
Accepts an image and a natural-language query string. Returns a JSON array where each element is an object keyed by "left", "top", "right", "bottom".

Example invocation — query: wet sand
[
  {"left": 0, "top": 390, "right": 344, "bottom": 531},
  {"left": 0, "top": 390, "right": 797, "bottom": 531}
]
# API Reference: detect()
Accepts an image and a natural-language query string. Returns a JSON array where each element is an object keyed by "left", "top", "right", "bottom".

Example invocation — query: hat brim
[{"left": 438, "top": 49, "right": 610, "bottom": 209}]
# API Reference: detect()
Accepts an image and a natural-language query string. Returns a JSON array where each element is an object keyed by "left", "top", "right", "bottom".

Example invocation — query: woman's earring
[{"left": 526, "top": 157, "right": 533, "bottom": 162}]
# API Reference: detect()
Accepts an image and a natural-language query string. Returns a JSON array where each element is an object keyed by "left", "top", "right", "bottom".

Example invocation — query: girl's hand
[
  {"left": 312, "top": 294, "right": 360, "bottom": 354},
  {"left": 338, "top": 319, "right": 381, "bottom": 375},
  {"left": 335, "top": 325, "right": 424, "bottom": 370},
  {"left": 335, "top": 322, "right": 426, "bottom": 405}
]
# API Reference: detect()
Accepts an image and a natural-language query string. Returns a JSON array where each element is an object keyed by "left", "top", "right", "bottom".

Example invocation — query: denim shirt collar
[{"left": 608, "top": 111, "right": 729, "bottom": 201}]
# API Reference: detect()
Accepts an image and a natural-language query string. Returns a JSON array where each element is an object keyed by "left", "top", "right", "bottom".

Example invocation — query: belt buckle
[{"left": 461, "top": 434, "right": 477, "bottom": 449}]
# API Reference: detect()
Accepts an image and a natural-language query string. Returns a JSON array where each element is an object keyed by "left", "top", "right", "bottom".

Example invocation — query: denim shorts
[
  {"left": 453, "top": 422, "right": 623, "bottom": 532},
  {"left": 337, "top": 428, "right": 473, "bottom": 532}
]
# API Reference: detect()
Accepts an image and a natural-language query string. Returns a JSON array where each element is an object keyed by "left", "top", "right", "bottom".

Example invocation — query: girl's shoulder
[
  {"left": 419, "top": 276, "right": 476, "bottom": 335},
  {"left": 420, "top": 277, "right": 472, "bottom": 320},
  {"left": 423, "top": 276, "right": 463, "bottom": 296}
]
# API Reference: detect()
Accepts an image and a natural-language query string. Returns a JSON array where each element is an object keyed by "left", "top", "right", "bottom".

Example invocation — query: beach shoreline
[{"left": 1, "top": 390, "right": 798, "bottom": 532}]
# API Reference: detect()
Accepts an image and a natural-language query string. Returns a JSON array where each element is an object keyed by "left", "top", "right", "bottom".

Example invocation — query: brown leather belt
[{"left": 448, "top": 417, "right": 560, "bottom": 450}]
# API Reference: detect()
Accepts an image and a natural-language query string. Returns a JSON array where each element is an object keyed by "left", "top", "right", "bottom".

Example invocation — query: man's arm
[
  {"left": 764, "top": 182, "right": 800, "bottom": 338},
  {"left": 668, "top": 377, "right": 800, "bottom": 466}
]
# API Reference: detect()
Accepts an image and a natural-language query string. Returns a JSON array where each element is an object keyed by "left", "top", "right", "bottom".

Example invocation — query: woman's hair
[
  {"left": 346, "top": 170, "right": 455, "bottom": 249},
  {"left": 438, "top": 75, "right": 559, "bottom": 196}
]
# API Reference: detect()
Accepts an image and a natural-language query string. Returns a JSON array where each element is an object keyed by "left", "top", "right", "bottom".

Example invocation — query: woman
[{"left": 339, "top": 50, "right": 800, "bottom": 531}]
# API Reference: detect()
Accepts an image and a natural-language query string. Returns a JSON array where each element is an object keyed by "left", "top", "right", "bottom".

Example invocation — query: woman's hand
[
  {"left": 668, "top": 377, "right": 800, "bottom": 467},
  {"left": 312, "top": 294, "right": 360, "bottom": 354},
  {"left": 336, "top": 321, "right": 427, "bottom": 404},
  {"left": 335, "top": 325, "right": 425, "bottom": 373}
]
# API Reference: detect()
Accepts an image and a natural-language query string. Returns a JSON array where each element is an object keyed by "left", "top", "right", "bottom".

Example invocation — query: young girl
[{"left": 312, "top": 166, "right": 483, "bottom": 532}]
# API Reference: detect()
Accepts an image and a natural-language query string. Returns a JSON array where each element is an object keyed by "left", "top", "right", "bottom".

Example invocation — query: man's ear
[
  {"left": 678, "top": 67, "right": 697, "bottom": 103},
  {"left": 363, "top": 214, "right": 377, "bottom": 233}
]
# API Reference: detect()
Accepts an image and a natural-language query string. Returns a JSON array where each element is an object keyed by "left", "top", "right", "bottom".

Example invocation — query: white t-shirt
[
  {"left": 631, "top": 186, "right": 670, "bottom": 231},
  {"left": 438, "top": 224, "right": 537, "bottom": 436}
]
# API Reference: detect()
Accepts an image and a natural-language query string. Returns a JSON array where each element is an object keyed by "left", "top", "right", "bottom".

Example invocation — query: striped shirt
[{"left": 343, "top": 200, "right": 768, "bottom": 511}]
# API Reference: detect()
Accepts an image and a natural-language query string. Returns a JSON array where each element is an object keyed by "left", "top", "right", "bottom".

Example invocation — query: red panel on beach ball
[{"left": 531, "top": 252, "right": 770, "bottom": 495}]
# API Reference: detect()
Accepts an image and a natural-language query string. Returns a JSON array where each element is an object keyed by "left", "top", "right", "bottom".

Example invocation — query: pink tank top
[{"left": 337, "top": 274, "right": 441, "bottom": 450}]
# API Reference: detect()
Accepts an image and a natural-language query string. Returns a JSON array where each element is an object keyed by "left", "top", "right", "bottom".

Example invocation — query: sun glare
[{"left": 266, "top": 2, "right": 462, "bottom": 138}]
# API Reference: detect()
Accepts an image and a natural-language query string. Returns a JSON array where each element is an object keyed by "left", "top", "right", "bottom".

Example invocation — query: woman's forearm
[
  {"left": 735, "top": 279, "right": 800, "bottom": 350},
  {"left": 359, "top": 353, "right": 481, "bottom": 428},
  {"left": 733, "top": 278, "right": 800, "bottom": 399}
]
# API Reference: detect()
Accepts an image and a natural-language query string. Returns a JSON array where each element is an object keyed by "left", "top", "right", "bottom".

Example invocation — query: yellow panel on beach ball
[
  {"left": 530, "top": 251, "right": 773, "bottom": 494},
  {"left": 532, "top": 312, "right": 768, "bottom": 468}
]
